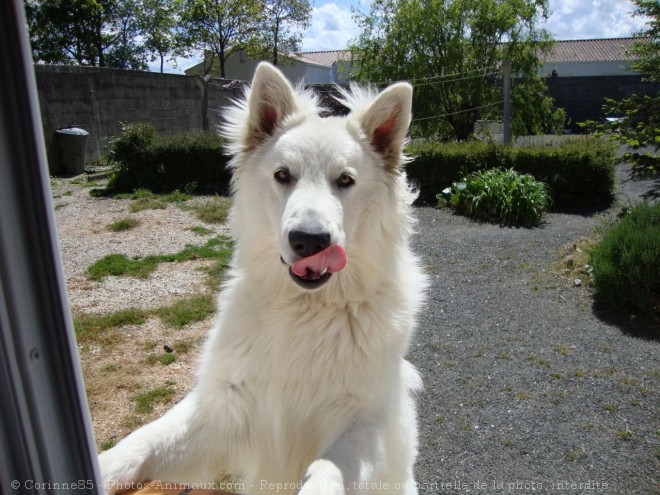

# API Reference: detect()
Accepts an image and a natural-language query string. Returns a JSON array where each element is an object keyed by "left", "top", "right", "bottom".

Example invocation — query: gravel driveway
[{"left": 409, "top": 165, "right": 658, "bottom": 494}]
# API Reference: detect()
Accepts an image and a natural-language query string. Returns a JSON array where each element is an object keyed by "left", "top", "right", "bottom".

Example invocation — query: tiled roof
[
  {"left": 294, "top": 38, "right": 645, "bottom": 66},
  {"left": 543, "top": 37, "right": 642, "bottom": 63},
  {"left": 291, "top": 50, "right": 350, "bottom": 67}
]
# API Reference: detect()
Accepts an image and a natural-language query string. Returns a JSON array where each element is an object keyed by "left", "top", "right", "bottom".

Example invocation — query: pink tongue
[{"left": 291, "top": 244, "right": 347, "bottom": 277}]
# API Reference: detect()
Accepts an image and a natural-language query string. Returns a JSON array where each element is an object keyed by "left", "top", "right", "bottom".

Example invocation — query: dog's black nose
[{"left": 289, "top": 231, "right": 331, "bottom": 258}]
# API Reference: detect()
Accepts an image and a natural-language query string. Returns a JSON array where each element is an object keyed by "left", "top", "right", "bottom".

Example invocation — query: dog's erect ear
[
  {"left": 247, "top": 62, "right": 298, "bottom": 145},
  {"left": 361, "top": 83, "right": 412, "bottom": 170}
]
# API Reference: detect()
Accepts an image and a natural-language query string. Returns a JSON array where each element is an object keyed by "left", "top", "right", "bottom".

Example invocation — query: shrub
[
  {"left": 407, "top": 138, "right": 616, "bottom": 210},
  {"left": 438, "top": 168, "right": 551, "bottom": 226},
  {"left": 106, "top": 123, "right": 231, "bottom": 195},
  {"left": 589, "top": 202, "right": 660, "bottom": 321}
]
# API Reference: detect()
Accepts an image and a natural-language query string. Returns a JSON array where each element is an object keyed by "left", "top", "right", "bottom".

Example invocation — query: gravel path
[{"left": 409, "top": 165, "right": 658, "bottom": 494}]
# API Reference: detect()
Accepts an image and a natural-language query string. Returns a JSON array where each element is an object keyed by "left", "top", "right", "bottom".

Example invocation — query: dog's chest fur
[{"left": 197, "top": 281, "right": 410, "bottom": 484}]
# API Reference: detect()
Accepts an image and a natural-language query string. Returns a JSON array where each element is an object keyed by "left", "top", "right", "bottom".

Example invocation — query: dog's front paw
[
  {"left": 299, "top": 460, "right": 345, "bottom": 495},
  {"left": 98, "top": 448, "right": 149, "bottom": 495}
]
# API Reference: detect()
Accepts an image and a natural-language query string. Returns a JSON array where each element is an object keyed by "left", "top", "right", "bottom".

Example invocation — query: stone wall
[{"left": 34, "top": 65, "right": 243, "bottom": 174}]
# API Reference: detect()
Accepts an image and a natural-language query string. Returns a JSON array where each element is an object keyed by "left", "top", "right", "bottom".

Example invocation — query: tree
[
  {"left": 350, "top": 0, "right": 554, "bottom": 140},
  {"left": 581, "top": 0, "right": 659, "bottom": 181},
  {"left": 181, "top": 0, "right": 262, "bottom": 78},
  {"left": 141, "top": 0, "right": 189, "bottom": 73},
  {"left": 251, "top": 0, "right": 312, "bottom": 66},
  {"left": 25, "top": 0, "right": 120, "bottom": 66},
  {"left": 25, "top": 0, "right": 150, "bottom": 68},
  {"left": 105, "top": 0, "right": 149, "bottom": 70}
]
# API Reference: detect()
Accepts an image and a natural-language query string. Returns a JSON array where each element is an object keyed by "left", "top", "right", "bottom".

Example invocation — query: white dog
[{"left": 99, "top": 62, "right": 427, "bottom": 495}]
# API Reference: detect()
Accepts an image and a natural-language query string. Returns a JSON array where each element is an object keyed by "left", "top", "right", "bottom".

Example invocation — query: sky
[{"left": 153, "top": 0, "right": 650, "bottom": 74}]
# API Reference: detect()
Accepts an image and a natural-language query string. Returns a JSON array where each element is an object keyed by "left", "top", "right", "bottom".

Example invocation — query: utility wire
[
  {"left": 311, "top": 70, "right": 503, "bottom": 94},
  {"left": 412, "top": 100, "right": 503, "bottom": 122},
  {"left": 411, "top": 70, "right": 502, "bottom": 88},
  {"left": 366, "top": 64, "right": 501, "bottom": 86}
]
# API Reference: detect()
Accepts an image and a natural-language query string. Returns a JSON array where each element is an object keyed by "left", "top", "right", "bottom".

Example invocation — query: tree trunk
[{"left": 273, "top": 23, "right": 279, "bottom": 66}]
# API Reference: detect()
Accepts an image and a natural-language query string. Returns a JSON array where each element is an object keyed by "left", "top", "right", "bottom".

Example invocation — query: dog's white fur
[{"left": 99, "top": 63, "right": 427, "bottom": 495}]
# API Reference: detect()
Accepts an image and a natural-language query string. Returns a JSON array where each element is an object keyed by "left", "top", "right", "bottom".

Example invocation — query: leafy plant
[
  {"left": 589, "top": 202, "right": 660, "bottom": 321},
  {"left": 438, "top": 168, "right": 551, "bottom": 225}
]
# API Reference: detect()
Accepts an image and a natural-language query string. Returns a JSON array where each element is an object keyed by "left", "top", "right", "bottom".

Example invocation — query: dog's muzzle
[{"left": 285, "top": 231, "right": 346, "bottom": 289}]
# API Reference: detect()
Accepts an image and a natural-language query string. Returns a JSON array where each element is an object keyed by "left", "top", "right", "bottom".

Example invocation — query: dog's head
[{"left": 223, "top": 63, "right": 413, "bottom": 292}]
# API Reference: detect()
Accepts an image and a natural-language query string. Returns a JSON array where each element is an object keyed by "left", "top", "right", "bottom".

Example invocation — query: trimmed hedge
[
  {"left": 106, "top": 123, "right": 232, "bottom": 194},
  {"left": 104, "top": 125, "right": 616, "bottom": 212},
  {"left": 590, "top": 202, "right": 660, "bottom": 321},
  {"left": 407, "top": 138, "right": 617, "bottom": 210}
]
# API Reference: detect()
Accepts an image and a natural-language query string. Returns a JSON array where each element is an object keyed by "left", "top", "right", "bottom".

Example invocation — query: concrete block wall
[{"left": 34, "top": 65, "right": 241, "bottom": 174}]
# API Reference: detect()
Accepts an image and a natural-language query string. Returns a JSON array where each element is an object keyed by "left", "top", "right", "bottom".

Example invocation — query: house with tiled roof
[
  {"left": 185, "top": 38, "right": 656, "bottom": 130},
  {"left": 184, "top": 49, "right": 352, "bottom": 85},
  {"left": 185, "top": 38, "right": 645, "bottom": 84},
  {"left": 541, "top": 38, "right": 657, "bottom": 130},
  {"left": 541, "top": 37, "right": 641, "bottom": 77}
]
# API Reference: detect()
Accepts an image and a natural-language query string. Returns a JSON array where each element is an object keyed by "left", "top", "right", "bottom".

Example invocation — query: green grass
[
  {"left": 74, "top": 295, "right": 218, "bottom": 347},
  {"left": 100, "top": 439, "right": 116, "bottom": 451},
  {"left": 185, "top": 197, "right": 231, "bottom": 224},
  {"left": 74, "top": 308, "right": 148, "bottom": 345},
  {"left": 187, "top": 226, "right": 213, "bottom": 235},
  {"left": 130, "top": 198, "right": 166, "bottom": 212},
  {"left": 146, "top": 353, "right": 177, "bottom": 366},
  {"left": 155, "top": 294, "right": 215, "bottom": 328},
  {"left": 107, "top": 217, "right": 140, "bottom": 232},
  {"left": 85, "top": 235, "right": 233, "bottom": 281},
  {"left": 86, "top": 253, "right": 160, "bottom": 281},
  {"left": 130, "top": 385, "right": 176, "bottom": 414}
]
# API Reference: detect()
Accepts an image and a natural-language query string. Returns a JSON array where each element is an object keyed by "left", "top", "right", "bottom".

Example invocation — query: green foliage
[
  {"left": 407, "top": 138, "right": 616, "bottom": 210},
  {"left": 25, "top": 0, "right": 148, "bottom": 68},
  {"left": 141, "top": 0, "right": 190, "bottom": 73},
  {"left": 350, "top": 0, "right": 554, "bottom": 140},
  {"left": 579, "top": 1, "right": 659, "bottom": 187},
  {"left": 581, "top": 95, "right": 659, "bottom": 179},
  {"left": 106, "top": 123, "right": 231, "bottom": 195},
  {"left": 247, "top": 0, "right": 312, "bottom": 66},
  {"left": 86, "top": 235, "right": 233, "bottom": 281},
  {"left": 628, "top": 0, "right": 660, "bottom": 83},
  {"left": 181, "top": 0, "right": 263, "bottom": 78},
  {"left": 501, "top": 77, "right": 570, "bottom": 136},
  {"left": 438, "top": 168, "right": 551, "bottom": 225},
  {"left": 589, "top": 202, "right": 660, "bottom": 321}
]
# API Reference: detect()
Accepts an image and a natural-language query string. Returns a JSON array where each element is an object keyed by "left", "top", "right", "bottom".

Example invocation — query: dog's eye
[
  {"left": 337, "top": 174, "right": 355, "bottom": 189},
  {"left": 274, "top": 168, "right": 292, "bottom": 184}
]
